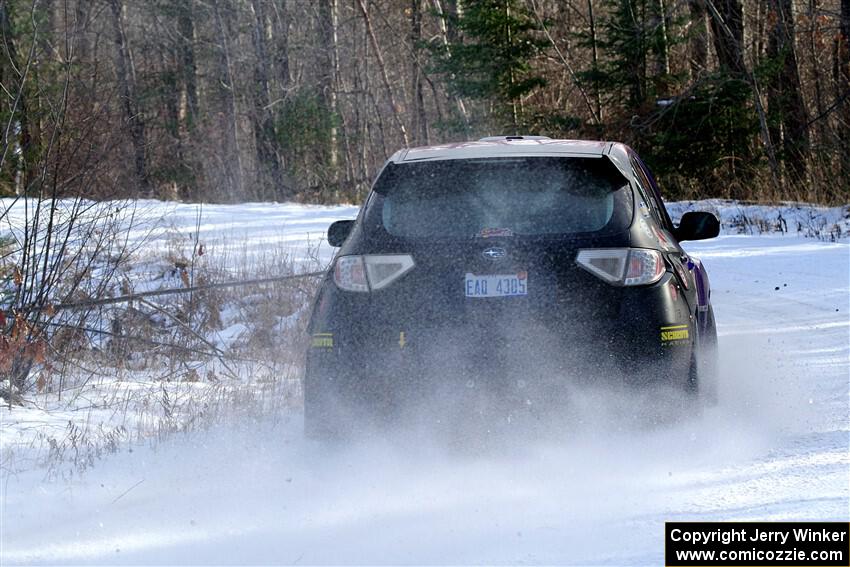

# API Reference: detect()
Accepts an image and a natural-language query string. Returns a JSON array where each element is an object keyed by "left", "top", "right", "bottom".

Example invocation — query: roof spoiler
[{"left": 478, "top": 135, "right": 551, "bottom": 142}]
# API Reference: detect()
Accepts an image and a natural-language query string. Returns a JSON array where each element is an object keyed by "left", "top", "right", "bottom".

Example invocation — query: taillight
[
  {"left": 576, "top": 248, "right": 665, "bottom": 286},
  {"left": 334, "top": 256, "right": 369, "bottom": 292},
  {"left": 333, "top": 255, "right": 415, "bottom": 292},
  {"left": 623, "top": 249, "right": 665, "bottom": 285}
]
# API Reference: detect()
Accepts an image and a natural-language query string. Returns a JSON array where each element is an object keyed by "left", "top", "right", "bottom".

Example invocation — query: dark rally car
[{"left": 304, "top": 136, "right": 720, "bottom": 438}]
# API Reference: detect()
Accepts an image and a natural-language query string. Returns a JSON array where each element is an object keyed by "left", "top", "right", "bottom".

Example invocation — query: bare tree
[
  {"left": 766, "top": 0, "right": 810, "bottom": 181},
  {"left": 838, "top": 0, "right": 850, "bottom": 181},
  {"left": 1, "top": 0, "right": 138, "bottom": 404},
  {"left": 317, "top": 0, "right": 340, "bottom": 169},
  {"left": 431, "top": 0, "right": 470, "bottom": 133},
  {"left": 0, "top": 0, "right": 37, "bottom": 195},
  {"left": 688, "top": 0, "right": 710, "bottom": 76},
  {"left": 804, "top": 0, "right": 828, "bottom": 152},
  {"left": 249, "top": 0, "right": 285, "bottom": 199},
  {"left": 708, "top": 0, "right": 747, "bottom": 76},
  {"left": 652, "top": 0, "right": 671, "bottom": 78},
  {"left": 212, "top": 0, "right": 244, "bottom": 200},
  {"left": 706, "top": 0, "right": 783, "bottom": 193},
  {"left": 355, "top": 0, "right": 409, "bottom": 146},
  {"left": 177, "top": 0, "right": 199, "bottom": 130},
  {"left": 411, "top": 0, "right": 430, "bottom": 145},
  {"left": 108, "top": 0, "right": 151, "bottom": 196}
]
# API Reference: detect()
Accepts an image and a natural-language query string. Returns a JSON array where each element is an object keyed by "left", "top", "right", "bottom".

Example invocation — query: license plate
[{"left": 464, "top": 272, "right": 528, "bottom": 298}]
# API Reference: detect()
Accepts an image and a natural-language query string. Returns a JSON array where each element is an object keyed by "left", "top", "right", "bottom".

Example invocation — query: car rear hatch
[{"left": 345, "top": 156, "right": 636, "bottom": 374}]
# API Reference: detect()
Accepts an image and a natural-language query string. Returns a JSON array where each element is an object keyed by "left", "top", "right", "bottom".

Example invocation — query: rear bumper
[
  {"left": 305, "top": 272, "right": 697, "bottom": 419},
  {"left": 306, "top": 323, "right": 693, "bottom": 418}
]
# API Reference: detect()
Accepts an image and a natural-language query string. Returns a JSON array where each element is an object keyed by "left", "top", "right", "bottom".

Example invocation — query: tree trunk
[
  {"left": 588, "top": 0, "right": 603, "bottom": 127},
  {"left": 444, "top": 0, "right": 462, "bottom": 43},
  {"left": 432, "top": 0, "right": 470, "bottom": 133},
  {"left": 154, "top": 49, "right": 181, "bottom": 201},
  {"left": 838, "top": 0, "right": 850, "bottom": 182},
  {"left": 356, "top": 0, "right": 410, "bottom": 146},
  {"left": 623, "top": 0, "right": 648, "bottom": 109},
  {"left": 108, "top": 0, "right": 151, "bottom": 196},
  {"left": 177, "top": 1, "right": 199, "bottom": 129},
  {"left": 318, "top": 0, "right": 339, "bottom": 170},
  {"left": 171, "top": 0, "right": 199, "bottom": 200},
  {"left": 766, "top": 14, "right": 783, "bottom": 175},
  {"left": 74, "top": 0, "right": 91, "bottom": 63},
  {"left": 249, "top": 0, "right": 285, "bottom": 200},
  {"left": 806, "top": 0, "right": 827, "bottom": 153},
  {"left": 213, "top": 0, "right": 244, "bottom": 200},
  {"left": 652, "top": 0, "right": 671, "bottom": 78},
  {"left": 272, "top": 1, "right": 291, "bottom": 91},
  {"left": 767, "top": 0, "right": 810, "bottom": 181},
  {"left": 558, "top": 0, "right": 572, "bottom": 52},
  {"left": 506, "top": 0, "right": 519, "bottom": 128},
  {"left": 688, "top": 0, "right": 709, "bottom": 76},
  {"left": 0, "top": 0, "right": 36, "bottom": 194},
  {"left": 708, "top": 0, "right": 746, "bottom": 76},
  {"left": 706, "top": 0, "right": 782, "bottom": 192},
  {"left": 754, "top": 0, "right": 767, "bottom": 60},
  {"left": 410, "top": 0, "right": 429, "bottom": 145}
]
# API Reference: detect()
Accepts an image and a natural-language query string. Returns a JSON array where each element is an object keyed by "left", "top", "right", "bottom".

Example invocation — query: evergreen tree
[
  {"left": 586, "top": 0, "right": 681, "bottom": 113},
  {"left": 641, "top": 75, "right": 759, "bottom": 198},
  {"left": 428, "top": 0, "right": 546, "bottom": 133}
]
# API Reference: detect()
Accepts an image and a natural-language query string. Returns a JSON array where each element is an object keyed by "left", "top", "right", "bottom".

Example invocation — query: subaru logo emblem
[{"left": 482, "top": 247, "right": 506, "bottom": 260}]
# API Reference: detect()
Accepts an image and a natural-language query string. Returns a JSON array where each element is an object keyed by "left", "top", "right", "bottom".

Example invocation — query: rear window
[{"left": 366, "top": 157, "right": 631, "bottom": 238}]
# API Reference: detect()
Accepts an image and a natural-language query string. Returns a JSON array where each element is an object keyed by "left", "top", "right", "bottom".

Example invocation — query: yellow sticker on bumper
[
  {"left": 660, "top": 324, "right": 689, "bottom": 343},
  {"left": 311, "top": 333, "right": 334, "bottom": 348}
]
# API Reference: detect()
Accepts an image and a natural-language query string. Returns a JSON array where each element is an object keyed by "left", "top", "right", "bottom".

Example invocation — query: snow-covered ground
[
  {"left": 123, "top": 199, "right": 360, "bottom": 267},
  {"left": 0, "top": 199, "right": 362, "bottom": 476},
  {"left": 1, "top": 200, "right": 848, "bottom": 564},
  {"left": 1, "top": 199, "right": 359, "bottom": 265}
]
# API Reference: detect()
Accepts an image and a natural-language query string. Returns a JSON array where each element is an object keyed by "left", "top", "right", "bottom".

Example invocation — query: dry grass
[{"left": 1, "top": 232, "right": 321, "bottom": 477}]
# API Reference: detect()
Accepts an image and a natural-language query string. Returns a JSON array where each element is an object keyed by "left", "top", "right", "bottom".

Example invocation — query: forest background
[{"left": 1, "top": 0, "right": 849, "bottom": 206}]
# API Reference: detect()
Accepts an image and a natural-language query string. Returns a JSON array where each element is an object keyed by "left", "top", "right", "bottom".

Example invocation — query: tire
[
  {"left": 303, "top": 363, "right": 346, "bottom": 442},
  {"left": 303, "top": 365, "right": 376, "bottom": 442},
  {"left": 688, "top": 306, "right": 719, "bottom": 406},
  {"left": 303, "top": 399, "right": 339, "bottom": 441}
]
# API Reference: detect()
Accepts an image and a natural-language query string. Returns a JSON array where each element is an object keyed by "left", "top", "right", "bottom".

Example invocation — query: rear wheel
[
  {"left": 303, "top": 391, "right": 341, "bottom": 441},
  {"left": 688, "top": 306, "right": 719, "bottom": 406},
  {"left": 700, "top": 306, "right": 719, "bottom": 405},
  {"left": 303, "top": 361, "right": 347, "bottom": 441},
  {"left": 303, "top": 410, "right": 336, "bottom": 441}
]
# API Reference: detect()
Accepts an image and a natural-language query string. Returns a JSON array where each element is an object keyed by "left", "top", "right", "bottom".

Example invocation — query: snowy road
[{"left": 2, "top": 234, "right": 848, "bottom": 565}]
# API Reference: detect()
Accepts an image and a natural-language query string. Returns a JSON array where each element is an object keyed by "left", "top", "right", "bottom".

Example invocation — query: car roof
[{"left": 390, "top": 137, "right": 622, "bottom": 163}]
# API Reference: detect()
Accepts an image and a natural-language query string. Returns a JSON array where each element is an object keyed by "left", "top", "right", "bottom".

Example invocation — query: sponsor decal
[
  {"left": 661, "top": 324, "right": 689, "bottom": 344},
  {"left": 638, "top": 217, "right": 655, "bottom": 239},
  {"left": 478, "top": 227, "right": 514, "bottom": 238},
  {"left": 311, "top": 332, "right": 334, "bottom": 348}
]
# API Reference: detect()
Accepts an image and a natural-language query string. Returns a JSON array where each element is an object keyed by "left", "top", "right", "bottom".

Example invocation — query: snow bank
[{"left": 666, "top": 200, "right": 849, "bottom": 241}]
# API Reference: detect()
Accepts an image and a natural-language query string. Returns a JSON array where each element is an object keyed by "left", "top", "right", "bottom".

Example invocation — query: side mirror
[
  {"left": 676, "top": 211, "right": 719, "bottom": 241},
  {"left": 327, "top": 220, "right": 355, "bottom": 247}
]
